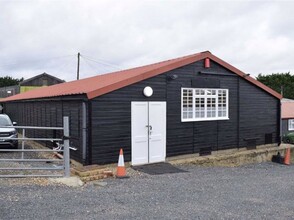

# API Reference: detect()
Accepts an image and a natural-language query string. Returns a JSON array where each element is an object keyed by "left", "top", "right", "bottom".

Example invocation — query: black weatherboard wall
[
  {"left": 90, "top": 60, "right": 280, "bottom": 164},
  {"left": 3, "top": 98, "right": 86, "bottom": 163}
]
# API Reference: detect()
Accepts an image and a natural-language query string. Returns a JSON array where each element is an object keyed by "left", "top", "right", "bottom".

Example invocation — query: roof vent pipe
[{"left": 204, "top": 58, "right": 210, "bottom": 68}]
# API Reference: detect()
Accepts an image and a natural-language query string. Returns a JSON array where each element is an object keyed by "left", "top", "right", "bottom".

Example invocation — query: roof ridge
[
  {"left": 81, "top": 52, "right": 207, "bottom": 80},
  {"left": 19, "top": 72, "right": 65, "bottom": 85}
]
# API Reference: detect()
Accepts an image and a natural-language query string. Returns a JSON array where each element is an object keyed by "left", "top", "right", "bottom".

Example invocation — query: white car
[{"left": 0, "top": 114, "right": 18, "bottom": 149}]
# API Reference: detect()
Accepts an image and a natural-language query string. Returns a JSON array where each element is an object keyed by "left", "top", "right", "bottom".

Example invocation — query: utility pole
[
  {"left": 77, "top": 52, "right": 80, "bottom": 80},
  {"left": 281, "top": 85, "right": 284, "bottom": 97}
]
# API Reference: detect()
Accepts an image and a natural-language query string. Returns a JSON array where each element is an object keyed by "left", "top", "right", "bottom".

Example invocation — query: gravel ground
[{"left": 0, "top": 162, "right": 294, "bottom": 220}]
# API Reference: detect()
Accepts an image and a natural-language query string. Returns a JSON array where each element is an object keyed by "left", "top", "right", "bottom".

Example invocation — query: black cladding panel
[{"left": 191, "top": 77, "right": 220, "bottom": 88}]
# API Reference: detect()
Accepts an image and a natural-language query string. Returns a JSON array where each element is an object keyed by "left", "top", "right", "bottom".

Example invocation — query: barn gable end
[{"left": 89, "top": 59, "right": 280, "bottom": 164}]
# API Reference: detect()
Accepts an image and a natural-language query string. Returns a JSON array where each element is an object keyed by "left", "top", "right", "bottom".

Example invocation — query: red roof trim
[
  {"left": 1, "top": 51, "right": 282, "bottom": 102},
  {"left": 207, "top": 53, "right": 282, "bottom": 99},
  {"left": 87, "top": 52, "right": 208, "bottom": 99}
]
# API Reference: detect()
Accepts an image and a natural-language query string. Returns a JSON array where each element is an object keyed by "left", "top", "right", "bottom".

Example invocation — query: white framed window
[
  {"left": 181, "top": 88, "right": 229, "bottom": 122},
  {"left": 289, "top": 119, "right": 294, "bottom": 131}
]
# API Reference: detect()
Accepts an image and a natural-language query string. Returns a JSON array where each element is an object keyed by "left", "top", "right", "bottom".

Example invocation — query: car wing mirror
[{"left": 12, "top": 122, "right": 17, "bottom": 126}]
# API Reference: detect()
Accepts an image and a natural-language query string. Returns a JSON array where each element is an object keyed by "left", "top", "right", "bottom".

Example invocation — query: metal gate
[{"left": 0, "top": 117, "right": 71, "bottom": 178}]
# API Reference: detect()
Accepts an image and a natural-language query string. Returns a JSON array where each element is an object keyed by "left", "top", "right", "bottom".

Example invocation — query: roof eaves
[
  {"left": 282, "top": 98, "right": 294, "bottom": 102},
  {"left": 282, "top": 117, "right": 294, "bottom": 119},
  {"left": 2, "top": 92, "right": 87, "bottom": 103}
]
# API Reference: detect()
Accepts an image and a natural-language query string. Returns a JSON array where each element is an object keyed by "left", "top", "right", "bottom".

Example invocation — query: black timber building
[{"left": 1, "top": 51, "right": 282, "bottom": 165}]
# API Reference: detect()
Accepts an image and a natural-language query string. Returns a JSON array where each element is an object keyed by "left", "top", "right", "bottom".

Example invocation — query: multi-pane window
[
  {"left": 289, "top": 119, "right": 294, "bottom": 131},
  {"left": 218, "top": 90, "right": 227, "bottom": 117},
  {"left": 182, "top": 89, "right": 193, "bottom": 119},
  {"left": 181, "top": 88, "right": 229, "bottom": 121}
]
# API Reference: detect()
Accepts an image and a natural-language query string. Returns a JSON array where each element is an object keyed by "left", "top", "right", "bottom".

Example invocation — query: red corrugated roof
[
  {"left": 282, "top": 101, "right": 294, "bottom": 119},
  {"left": 0, "top": 51, "right": 282, "bottom": 102}
]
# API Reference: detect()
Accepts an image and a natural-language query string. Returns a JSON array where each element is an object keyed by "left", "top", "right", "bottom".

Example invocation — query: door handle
[
  {"left": 149, "top": 125, "right": 152, "bottom": 136},
  {"left": 145, "top": 125, "right": 152, "bottom": 130},
  {"left": 146, "top": 125, "right": 152, "bottom": 136}
]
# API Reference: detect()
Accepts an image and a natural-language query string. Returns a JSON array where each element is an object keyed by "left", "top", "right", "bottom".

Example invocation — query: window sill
[{"left": 181, "top": 117, "right": 230, "bottom": 122}]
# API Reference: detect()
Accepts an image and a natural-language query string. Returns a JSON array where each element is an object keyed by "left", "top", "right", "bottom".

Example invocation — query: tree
[
  {"left": 256, "top": 72, "right": 294, "bottom": 99},
  {"left": 0, "top": 76, "right": 24, "bottom": 87}
]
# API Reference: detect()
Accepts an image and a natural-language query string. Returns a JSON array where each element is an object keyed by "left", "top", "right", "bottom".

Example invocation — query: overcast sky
[{"left": 0, "top": 0, "right": 293, "bottom": 82}]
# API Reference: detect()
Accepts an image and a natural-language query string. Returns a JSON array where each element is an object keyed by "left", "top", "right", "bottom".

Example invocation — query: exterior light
[
  {"left": 143, "top": 86, "right": 153, "bottom": 97},
  {"left": 167, "top": 74, "right": 178, "bottom": 80}
]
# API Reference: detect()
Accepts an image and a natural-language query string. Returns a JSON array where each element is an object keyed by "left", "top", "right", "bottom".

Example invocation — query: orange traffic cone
[
  {"left": 116, "top": 148, "right": 128, "bottom": 178},
  {"left": 284, "top": 148, "right": 291, "bottom": 165}
]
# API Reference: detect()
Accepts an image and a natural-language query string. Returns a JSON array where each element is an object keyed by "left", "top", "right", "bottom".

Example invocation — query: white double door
[{"left": 131, "top": 102, "right": 166, "bottom": 166}]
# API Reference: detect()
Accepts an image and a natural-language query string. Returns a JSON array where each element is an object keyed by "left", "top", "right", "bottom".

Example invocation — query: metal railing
[{"left": 0, "top": 116, "right": 71, "bottom": 178}]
